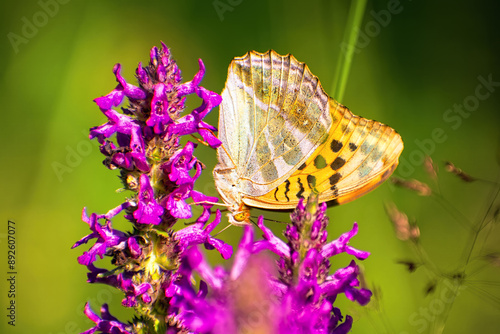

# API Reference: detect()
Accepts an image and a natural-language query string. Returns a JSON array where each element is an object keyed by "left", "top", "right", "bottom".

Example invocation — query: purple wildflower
[
  {"left": 167, "top": 226, "right": 277, "bottom": 333},
  {"left": 72, "top": 205, "right": 132, "bottom": 266},
  {"left": 82, "top": 303, "right": 132, "bottom": 334},
  {"left": 169, "top": 85, "right": 223, "bottom": 147},
  {"left": 74, "top": 43, "right": 227, "bottom": 334},
  {"left": 175, "top": 210, "right": 233, "bottom": 260},
  {"left": 133, "top": 174, "right": 164, "bottom": 225},
  {"left": 162, "top": 141, "right": 198, "bottom": 185},
  {"left": 90, "top": 103, "right": 149, "bottom": 172},
  {"left": 86, "top": 264, "right": 152, "bottom": 307},
  {"left": 259, "top": 197, "right": 372, "bottom": 333},
  {"left": 163, "top": 156, "right": 218, "bottom": 221},
  {"left": 165, "top": 183, "right": 193, "bottom": 219},
  {"left": 172, "top": 196, "right": 371, "bottom": 334},
  {"left": 75, "top": 42, "right": 372, "bottom": 334}
]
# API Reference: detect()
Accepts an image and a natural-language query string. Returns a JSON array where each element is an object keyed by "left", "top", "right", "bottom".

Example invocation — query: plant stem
[{"left": 331, "top": 0, "right": 367, "bottom": 102}]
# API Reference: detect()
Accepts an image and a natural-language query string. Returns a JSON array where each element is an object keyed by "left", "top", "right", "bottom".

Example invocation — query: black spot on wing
[
  {"left": 297, "top": 177, "right": 305, "bottom": 199},
  {"left": 273, "top": 187, "right": 279, "bottom": 202},
  {"left": 330, "top": 157, "right": 346, "bottom": 170},
  {"left": 329, "top": 173, "right": 341, "bottom": 186},
  {"left": 298, "top": 162, "right": 307, "bottom": 170},
  {"left": 331, "top": 184, "right": 339, "bottom": 197},
  {"left": 307, "top": 174, "right": 317, "bottom": 193},
  {"left": 284, "top": 180, "right": 291, "bottom": 202},
  {"left": 349, "top": 142, "right": 358, "bottom": 151},
  {"left": 330, "top": 139, "right": 343, "bottom": 153}
]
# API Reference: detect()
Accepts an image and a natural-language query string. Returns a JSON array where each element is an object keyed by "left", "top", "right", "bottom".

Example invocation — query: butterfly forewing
[{"left": 217, "top": 50, "right": 332, "bottom": 197}]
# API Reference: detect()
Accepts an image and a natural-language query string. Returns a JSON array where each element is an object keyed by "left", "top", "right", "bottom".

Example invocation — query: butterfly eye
[{"left": 234, "top": 211, "right": 250, "bottom": 222}]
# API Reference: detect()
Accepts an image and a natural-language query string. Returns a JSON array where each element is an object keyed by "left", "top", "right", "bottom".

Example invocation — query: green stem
[{"left": 331, "top": 0, "right": 367, "bottom": 102}]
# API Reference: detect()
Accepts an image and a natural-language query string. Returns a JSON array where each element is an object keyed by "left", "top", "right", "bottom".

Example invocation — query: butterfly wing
[
  {"left": 243, "top": 99, "right": 404, "bottom": 209},
  {"left": 216, "top": 50, "right": 332, "bottom": 197}
]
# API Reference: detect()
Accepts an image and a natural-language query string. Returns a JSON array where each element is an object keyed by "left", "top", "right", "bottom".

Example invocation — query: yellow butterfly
[{"left": 213, "top": 50, "right": 403, "bottom": 225}]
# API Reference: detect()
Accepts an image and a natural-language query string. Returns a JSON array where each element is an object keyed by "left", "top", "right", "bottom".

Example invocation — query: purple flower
[
  {"left": 175, "top": 210, "right": 233, "bottom": 260},
  {"left": 167, "top": 226, "right": 276, "bottom": 333},
  {"left": 260, "top": 198, "right": 371, "bottom": 333},
  {"left": 142, "top": 42, "right": 222, "bottom": 138},
  {"left": 163, "top": 159, "right": 218, "bottom": 222},
  {"left": 191, "top": 190, "right": 219, "bottom": 224},
  {"left": 91, "top": 63, "right": 146, "bottom": 114},
  {"left": 321, "top": 222, "right": 370, "bottom": 260},
  {"left": 86, "top": 264, "right": 152, "bottom": 307},
  {"left": 166, "top": 247, "right": 237, "bottom": 333},
  {"left": 169, "top": 86, "right": 222, "bottom": 148},
  {"left": 82, "top": 303, "right": 132, "bottom": 334},
  {"left": 90, "top": 107, "right": 141, "bottom": 143},
  {"left": 133, "top": 174, "right": 164, "bottom": 225},
  {"left": 76, "top": 42, "right": 226, "bottom": 334},
  {"left": 162, "top": 141, "right": 198, "bottom": 185},
  {"left": 171, "top": 197, "right": 371, "bottom": 334},
  {"left": 72, "top": 205, "right": 132, "bottom": 265},
  {"left": 76, "top": 42, "right": 374, "bottom": 334},
  {"left": 147, "top": 81, "right": 174, "bottom": 133},
  {"left": 89, "top": 42, "right": 222, "bottom": 175},
  {"left": 113, "top": 63, "right": 148, "bottom": 101},
  {"left": 89, "top": 108, "right": 149, "bottom": 172},
  {"left": 164, "top": 183, "right": 193, "bottom": 219}
]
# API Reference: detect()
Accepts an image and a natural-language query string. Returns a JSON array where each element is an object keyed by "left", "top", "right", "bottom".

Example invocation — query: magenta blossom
[
  {"left": 75, "top": 43, "right": 228, "bottom": 334},
  {"left": 72, "top": 205, "right": 132, "bottom": 266},
  {"left": 133, "top": 174, "right": 164, "bottom": 225},
  {"left": 82, "top": 303, "right": 132, "bottom": 334},
  {"left": 170, "top": 197, "right": 371, "bottom": 334}
]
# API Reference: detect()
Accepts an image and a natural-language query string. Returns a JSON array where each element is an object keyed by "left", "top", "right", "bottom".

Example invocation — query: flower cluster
[
  {"left": 169, "top": 196, "right": 372, "bottom": 333},
  {"left": 73, "top": 43, "right": 232, "bottom": 333},
  {"left": 73, "top": 43, "right": 372, "bottom": 334}
]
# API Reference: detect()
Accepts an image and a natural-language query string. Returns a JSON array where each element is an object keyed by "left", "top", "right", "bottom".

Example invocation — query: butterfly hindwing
[{"left": 243, "top": 99, "right": 404, "bottom": 209}]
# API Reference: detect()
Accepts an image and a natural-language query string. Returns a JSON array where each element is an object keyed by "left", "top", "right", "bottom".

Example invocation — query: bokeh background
[{"left": 1, "top": 1, "right": 499, "bottom": 333}]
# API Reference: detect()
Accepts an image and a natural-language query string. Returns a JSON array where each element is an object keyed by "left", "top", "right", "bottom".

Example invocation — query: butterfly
[{"left": 213, "top": 50, "right": 404, "bottom": 225}]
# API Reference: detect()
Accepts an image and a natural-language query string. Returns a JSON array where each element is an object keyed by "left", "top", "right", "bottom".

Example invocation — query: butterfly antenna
[
  {"left": 189, "top": 134, "right": 212, "bottom": 147},
  {"left": 189, "top": 125, "right": 223, "bottom": 148},
  {"left": 250, "top": 215, "right": 287, "bottom": 224},
  {"left": 190, "top": 200, "right": 230, "bottom": 209},
  {"left": 248, "top": 217, "right": 258, "bottom": 227},
  {"left": 212, "top": 222, "right": 234, "bottom": 237},
  {"left": 184, "top": 208, "right": 230, "bottom": 225}
]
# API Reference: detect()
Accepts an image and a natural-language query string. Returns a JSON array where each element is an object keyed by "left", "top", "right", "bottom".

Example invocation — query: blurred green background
[{"left": 1, "top": 0, "right": 499, "bottom": 333}]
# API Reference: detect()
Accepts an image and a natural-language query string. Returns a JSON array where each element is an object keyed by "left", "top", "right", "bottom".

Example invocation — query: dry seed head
[
  {"left": 391, "top": 177, "right": 432, "bottom": 196},
  {"left": 385, "top": 202, "right": 411, "bottom": 240},
  {"left": 424, "top": 156, "right": 438, "bottom": 180},
  {"left": 444, "top": 161, "right": 475, "bottom": 182}
]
